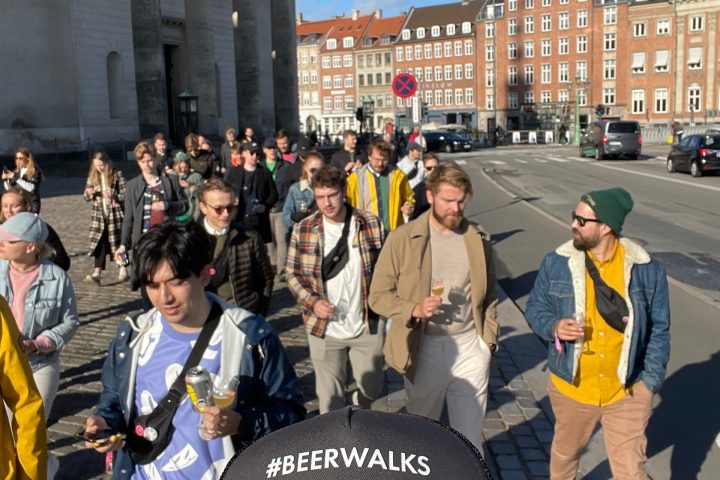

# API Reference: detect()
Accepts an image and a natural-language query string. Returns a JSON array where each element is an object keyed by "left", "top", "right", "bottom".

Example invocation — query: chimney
[
  {"left": 374, "top": 9, "right": 382, "bottom": 19},
  {"left": 296, "top": 12, "right": 303, "bottom": 24},
  {"left": 351, "top": 9, "right": 359, "bottom": 20}
]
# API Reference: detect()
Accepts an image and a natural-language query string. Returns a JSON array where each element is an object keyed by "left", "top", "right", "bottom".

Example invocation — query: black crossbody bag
[
  {"left": 126, "top": 302, "right": 223, "bottom": 465},
  {"left": 584, "top": 253, "right": 629, "bottom": 333},
  {"left": 321, "top": 206, "right": 354, "bottom": 281}
]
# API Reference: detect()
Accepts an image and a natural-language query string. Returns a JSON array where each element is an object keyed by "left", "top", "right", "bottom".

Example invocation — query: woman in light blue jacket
[
  {"left": 282, "top": 151, "right": 324, "bottom": 230},
  {"left": 0, "top": 213, "right": 79, "bottom": 419}
]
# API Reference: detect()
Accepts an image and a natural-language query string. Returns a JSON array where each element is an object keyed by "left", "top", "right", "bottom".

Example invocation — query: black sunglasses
[
  {"left": 203, "top": 202, "right": 239, "bottom": 215},
  {"left": 571, "top": 211, "right": 601, "bottom": 227}
]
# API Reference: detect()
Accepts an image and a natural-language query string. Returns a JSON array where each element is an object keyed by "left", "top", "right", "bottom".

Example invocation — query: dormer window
[
  {"left": 447, "top": 24, "right": 456, "bottom": 35},
  {"left": 431, "top": 25, "right": 441, "bottom": 37},
  {"left": 401, "top": 29, "right": 411, "bottom": 40},
  {"left": 327, "top": 39, "right": 337, "bottom": 49},
  {"left": 417, "top": 27, "right": 425, "bottom": 39},
  {"left": 461, "top": 22, "right": 471, "bottom": 34},
  {"left": 343, "top": 37, "right": 353, "bottom": 48}
]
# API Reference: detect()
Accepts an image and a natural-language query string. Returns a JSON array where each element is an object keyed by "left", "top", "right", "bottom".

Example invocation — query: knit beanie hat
[
  {"left": 580, "top": 187, "right": 634, "bottom": 234},
  {"left": 220, "top": 407, "right": 493, "bottom": 479}
]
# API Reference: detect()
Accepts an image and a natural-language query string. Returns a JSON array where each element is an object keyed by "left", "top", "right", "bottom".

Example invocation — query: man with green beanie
[{"left": 525, "top": 187, "right": 670, "bottom": 479}]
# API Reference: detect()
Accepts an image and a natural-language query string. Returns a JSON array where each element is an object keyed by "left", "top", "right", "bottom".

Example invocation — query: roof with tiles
[
  {"left": 397, "top": 0, "right": 484, "bottom": 43},
  {"left": 360, "top": 15, "right": 405, "bottom": 48},
  {"left": 320, "top": 13, "right": 374, "bottom": 52}
]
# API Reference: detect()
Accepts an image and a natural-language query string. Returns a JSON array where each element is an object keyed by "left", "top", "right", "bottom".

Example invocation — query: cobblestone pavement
[{"left": 41, "top": 177, "right": 554, "bottom": 480}]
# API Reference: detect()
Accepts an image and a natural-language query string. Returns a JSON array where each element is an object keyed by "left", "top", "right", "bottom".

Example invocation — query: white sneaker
[
  {"left": 47, "top": 453, "right": 60, "bottom": 480},
  {"left": 118, "top": 266, "right": 129, "bottom": 282}
]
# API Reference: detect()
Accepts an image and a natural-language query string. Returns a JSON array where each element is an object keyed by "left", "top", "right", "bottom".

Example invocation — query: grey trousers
[
  {"left": 268, "top": 211, "right": 288, "bottom": 273},
  {"left": 307, "top": 323, "right": 386, "bottom": 414}
]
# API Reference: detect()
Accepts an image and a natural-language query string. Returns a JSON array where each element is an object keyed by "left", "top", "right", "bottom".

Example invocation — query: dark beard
[
  {"left": 432, "top": 207, "right": 462, "bottom": 230},
  {"left": 572, "top": 229, "right": 599, "bottom": 250}
]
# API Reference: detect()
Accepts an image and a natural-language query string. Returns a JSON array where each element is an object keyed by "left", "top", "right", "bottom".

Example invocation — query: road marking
[
  {"left": 547, "top": 156, "right": 569, "bottom": 163},
  {"left": 655, "top": 156, "right": 665, "bottom": 160},
  {"left": 455, "top": 159, "right": 467, "bottom": 165},
  {"left": 517, "top": 159, "right": 528, "bottom": 164},
  {"left": 592, "top": 163, "right": 720, "bottom": 192},
  {"left": 488, "top": 160, "right": 507, "bottom": 165}
]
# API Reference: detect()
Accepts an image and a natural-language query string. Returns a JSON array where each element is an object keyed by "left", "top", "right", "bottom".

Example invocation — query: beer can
[{"left": 185, "top": 366, "right": 214, "bottom": 409}]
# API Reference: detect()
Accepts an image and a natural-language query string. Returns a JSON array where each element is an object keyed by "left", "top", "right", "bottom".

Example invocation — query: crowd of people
[{"left": 0, "top": 129, "right": 671, "bottom": 480}]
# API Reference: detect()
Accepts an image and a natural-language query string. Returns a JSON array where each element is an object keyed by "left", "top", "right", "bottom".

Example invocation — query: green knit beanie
[{"left": 580, "top": 187, "right": 634, "bottom": 235}]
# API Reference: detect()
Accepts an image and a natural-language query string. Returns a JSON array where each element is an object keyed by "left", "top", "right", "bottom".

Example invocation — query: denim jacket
[
  {"left": 0, "top": 259, "right": 79, "bottom": 371},
  {"left": 282, "top": 180, "right": 315, "bottom": 229},
  {"left": 525, "top": 238, "right": 670, "bottom": 393},
  {"left": 94, "top": 295, "right": 306, "bottom": 479}
]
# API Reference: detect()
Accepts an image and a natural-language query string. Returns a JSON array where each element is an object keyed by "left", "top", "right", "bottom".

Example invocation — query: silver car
[{"left": 579, "top": 120, "right": 642, "bottom": 160}]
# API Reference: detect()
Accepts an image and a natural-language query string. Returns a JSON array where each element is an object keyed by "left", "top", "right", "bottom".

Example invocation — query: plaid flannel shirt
[{"left": 286, "top": 207, "right": 385, "bottom": 337}]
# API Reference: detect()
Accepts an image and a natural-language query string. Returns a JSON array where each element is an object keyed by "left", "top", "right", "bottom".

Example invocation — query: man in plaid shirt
[{"left": 286, "top": 166, "right": 385, "bottom": 414}]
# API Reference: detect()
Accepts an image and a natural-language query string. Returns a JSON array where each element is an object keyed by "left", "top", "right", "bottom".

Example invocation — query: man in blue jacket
[
  {"left": 525, "top": 188, "right": 670, "bottom": 480},
  {"left": 83, "top": 221, "right": 304, "bottom": 479}
]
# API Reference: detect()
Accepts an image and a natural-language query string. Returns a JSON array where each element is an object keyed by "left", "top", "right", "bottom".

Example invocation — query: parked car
[
  {"left": 666, "top": 133, "right": 720, "bottom": 177},
  {"left": 579, "top": 120, "right": 642, "bottom": 160},
  {"left": 424, "top": 130, "right": 473, "bottom": 153}
]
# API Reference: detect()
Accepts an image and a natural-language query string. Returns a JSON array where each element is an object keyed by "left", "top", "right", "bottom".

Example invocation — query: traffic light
[
  {"left": 421, "top": 102, "right": 428, "bottom": 118},
  {"left": 355, "top": 107, "right": 364, "bottom": 122},
  {"left": 595, "top": 104, "right": 605, "bottom": 117}
]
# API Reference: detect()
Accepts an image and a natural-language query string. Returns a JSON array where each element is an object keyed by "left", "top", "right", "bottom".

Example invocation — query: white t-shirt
[{"left": 322, "top": 217, "right": 364, "bottom": 340}]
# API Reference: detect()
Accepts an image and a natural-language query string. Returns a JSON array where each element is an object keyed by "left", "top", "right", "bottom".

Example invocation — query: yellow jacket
[
  {"left": 0, "top": 297, "right": 47, "bottom": 480},
  {"left": 346, "top": 165, "right": 414, "bottom": 231}
]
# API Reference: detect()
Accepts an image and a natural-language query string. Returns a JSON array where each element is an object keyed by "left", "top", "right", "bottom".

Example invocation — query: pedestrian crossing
[{"left": 482, "top": 154, "right": 592, "bottom": 166}]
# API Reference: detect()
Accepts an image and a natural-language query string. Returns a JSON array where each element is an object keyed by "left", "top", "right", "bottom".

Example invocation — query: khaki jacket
[{"left": 369, "top": 211, "right": 499, "bottom": 382}]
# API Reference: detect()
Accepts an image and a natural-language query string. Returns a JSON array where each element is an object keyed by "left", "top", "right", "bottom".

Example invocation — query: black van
[{"left": 579, "top": 120, "right": 642, "bottom": 160}]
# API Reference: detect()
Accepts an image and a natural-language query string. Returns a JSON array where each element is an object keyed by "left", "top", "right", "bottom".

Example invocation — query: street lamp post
[{"left": 572, "top": 76, "right": 581, "bottom": 146}]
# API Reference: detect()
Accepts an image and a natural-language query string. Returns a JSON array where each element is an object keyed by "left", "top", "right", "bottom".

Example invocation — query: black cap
[
  {"left": 220, "top": 407, "right": 492, "bottom": 479},
  {"left": 263, "top": 138, "right": 277, "bottom": 149},
  {"left": 240, "top": 141, "right": 261, "bottom": 153}
]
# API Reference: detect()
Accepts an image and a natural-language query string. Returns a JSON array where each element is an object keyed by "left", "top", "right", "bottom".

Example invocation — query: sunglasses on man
[{"left": 571, "top": 211, "right": 601, "bottom": 227}]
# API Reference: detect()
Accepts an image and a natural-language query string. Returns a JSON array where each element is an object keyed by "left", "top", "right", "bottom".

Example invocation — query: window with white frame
[
  {"left": 541, "top": 64, "right": 551, "bottom": 84},
  {"left": 345, "top": 74, "right": 353, "bottom": 87},
  {"left": 310, "top": 71, "right": 317, "bottom": 83},
  {"left": 358, "top": 55, "right": 365, "bottom": 68},
  {"left": 486, "top": 68, "right": 494, "bottom": 87},
  {"left": 578, "top": 89, "right": 587, "bottom": 106},
  {"left": 690, "top": 15, "right": 703, "bottom": 32},
  {"left": 486, "top": 44, "right": 494, "bottom": 61},
  {"left": 327, "top": 39, "right": 337, "bottom": 49},
  {"left": 688, "top": 47, "right": 702, "bottom": 69},
  {"left": 435, "top": 90, "right": 443, "bottom": 105},
  {"left": 417, "top": 28, "right": 425, "bottom": 39},
  {"left": 508, "top": 0, "right": 517, "bottom": 11},
  {"left": 525, "top": 65, "right": 534, "bottom": 84},
  {"left": 343, "top": 37, "right": 353, "bottom": 48},
  {"left": 301, "top": 72, "right": 309, "bottom": 84},
  {"left": 509, "top": 92, "right": 519, "bottom": 109},
  {"left": 445, "top": 89, "right": 453, "bottom": 105},
  {"left": 333, "top": 75, "right": 342, "bottom": 88},
  {"left": 322, "top": 57, "right": 331, "bottom": 68},
  {"left": 431, "top": 26, "right": 440, "bottom": 37},
  {"left": 508, "top": 18, "right": 518, "bottom": 35},
  {"left": 631, "top": 90, "right": 645, "bottom": 114},
  {"left": 559, "top": 62, "right": 569, "bottom": 82},
  {"left": 343, "top": 55, "right": 352, "bottom": 67},
  {"left": 541, "top": 14, "right": 551, "bottom": 32},
  {"left": 576, "top": 35, "right": 587, "bottom": 54},
  {"left": 425, "top": 91, "right": 432, "bottom": 106},
  {"left": 558, "top": 90, "right": 568, "bottom": 103},
  {"left": 322, "top": 76, "right": 331, "bottom": 88},
  {"left": 633, "top": 22, "right": 646, "bottom": 37},
  {"left": 454, "top": 41, "right": 462, "bottom": 56},
  {"left": 455, "top": 64, "right": 463, "bottom": 80},
  {"left": 486, "top": 23, "right": 494, "bottom": 38},
  {"left": 397, "top": 97, "right": 404, "bottom": 108},
  {"left": 345, "top": 95, "right": 354, "bottom": 109},
  {"left": 603, "top": 59, "right": 615, "bottom": 79},
  {"left": 577, "top": 10, "right": 588, "bottom": 28},
  {"left": 461, "top": 22, "right": 471, "bottom": 33},
  {"left": 366, "top": 73, "right": 373, "bottom": 86},
  {"left": 465, "top": 64, "right": 474, "bottom": 79},
  {"left": 323, "top": 97, "right": 331, "bottom": 110},
  {"left": 405, "top": 46, "right": 413, "bottom": 61},
  {"left": 448, "top": 24, "right": 456, "bottom": 35},
  {"left": 559, "top": 13, "right": 569, "bottom": 30},
  {"left": 334, "top": 96, "right": 342, "bottom": 110},
  {"left": 525, "top": 0, "right": 534, "bottom": 8},
  {"left": 603, "top": 88, "right": 615, "bottom": 105},
  {"left": 604, "top": 6, "right": 616, "bottom": 25},
  {"left": 465, "top": 88, "right": 474, "bottom": 105},
  {"left": 576, "top": 60, "right": 587, "bottom": 81},
  {"left": 434, "top": 43, "right": 442, "bottom": 57},
  {"left": 464, "top": 40, "right": 473, "bottom": 55},
  {"left": 559, "top": 0, "right": 568, "bottom": 4},
  {"left": 415, "top": 69, "right": 423, "bottom": 81},
  {"left": 425, "top": 67, "right": 433, "bottom": 80},
  {"left": 656, "top": 19, "right": 670, "bottom": 35},
  {"left": 541, "top": 39, "right": 551, "bottom": 56},
  {"left": 376, "top": 95, "right": 384, "bottom": 108},
  {"left": 435, "top": 66, "right": 443, "bottom": 81},
  {"left": 688, "top": 85, "right": 701, "bottom": 111},
  {"left": 524, "top": 91, "right": 534, "bottom": 104},
  {"left": 311, "top": 53, "right": 317, "bottom": 64},
  {"left": 444, "top": 42, "right": 452, "bottom": 57},
  {"left": 301, "top": 52, "right": 308, "bottom": 64},
  {"left": 508, "top": 43, "right": 518, "bottom": 59},
  {"left": 655, "top": 50, "right": 669, "bottom": 72},
  {"left": 401, "top": 29, "right": 410, "bottom": 40},
  {"left": 525, "top": 16, "right": 534, "bottom": 34},
  {"left": 604, "top": 33, "right": 616, "bottom": 51},
  {"left": 509, "top": 66, "right": 518, "bottom": 85},
  {"left": 525, "top": 41, "right": 535, "bottom": 58},
  {"left": 425, "top": 44, "right": 432, "bottom": 59},
  {"left": 541, "top": 91, "right": 551, "bottom": 103},
  {"left": 332, "top": 56, "right": 341, "bottom": 68},
  {"left": 455, "top": 89, "right": 463, "bottom": 105},
  {"left": 632, "top": 52, "right": 646, "bottom": 73},
  {"left": 415, "top": 45, "right": 422, "bottom": 59},
  {"left": 358, "top": 74, "right": 365, "bottom": 86},
  {"left": 396, "top": 47, "right": 403, "bottom": 62},
  {"left": 542, "top": 0, "right": 551, "bottom": 6},
  {"left": 311, "top": 91, "right": 318, "bottom": 105},
  {"left": 444, "top": 65, "right": 452, "bottom": 80},
  {"left": 559, "top": 37, "right": 569, "bottom": 55},
  {"left": 654, "top": 88, "right": 668, "bottom": 113}
]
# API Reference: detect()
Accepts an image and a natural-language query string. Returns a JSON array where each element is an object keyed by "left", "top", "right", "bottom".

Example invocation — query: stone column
[
  {"left": 185, "top": 0, "right": 219, "bottom": 135},
  {"left": 271, "top": 0, "right": 299, "bottom": 136},
  {"left": 131, "top": 0, "right": 168, "bottom": 137}
]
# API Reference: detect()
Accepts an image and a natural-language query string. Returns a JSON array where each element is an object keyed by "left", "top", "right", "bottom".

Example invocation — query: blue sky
[{"left": 296, "top": 0, "right": 458, "bottom": 21}]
